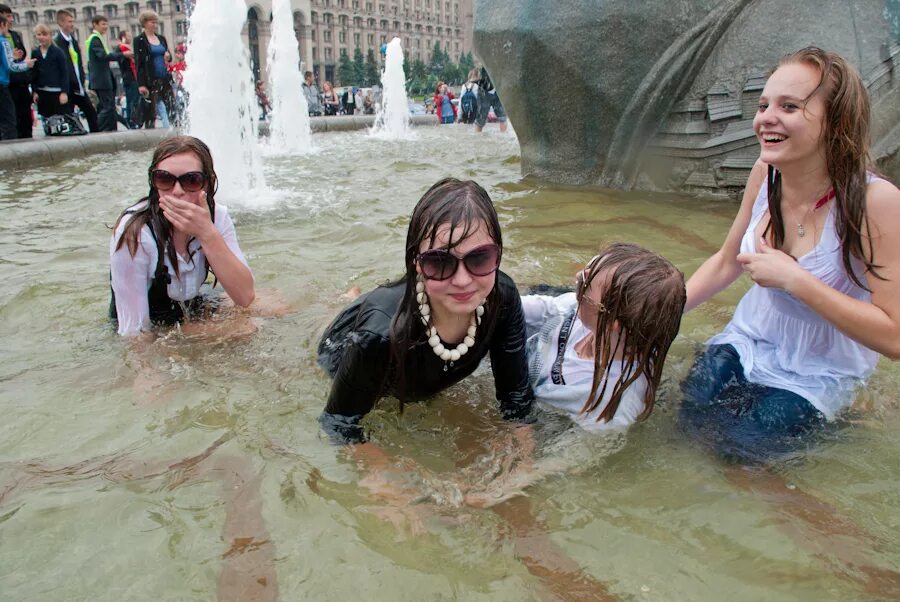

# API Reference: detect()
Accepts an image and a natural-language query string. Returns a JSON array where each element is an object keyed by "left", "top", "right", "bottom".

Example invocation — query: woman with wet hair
[
  {"left": 682, "top": 47, "right": 900, "bottom": 461},
  {"left": 109, "top": 135, "right": 255, "bottom": 336},
  {"left": 523, "top": 243, "right": 686, "bottom": 431},
  {"left": 317, "top": 178, "right": 533, "bottom": 443}
]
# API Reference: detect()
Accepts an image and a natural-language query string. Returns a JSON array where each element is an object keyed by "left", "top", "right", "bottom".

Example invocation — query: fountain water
[
  {"left": 183, "top": 0, "right": 267, "bottom": 201},
  {"left": 265, "top": 0, "right": 312, "bottom": 154},
  {"left": 370, "top": 37, "right": 413, "bottom": 140}
]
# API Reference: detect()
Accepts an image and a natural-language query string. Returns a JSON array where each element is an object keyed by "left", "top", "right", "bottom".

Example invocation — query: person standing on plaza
[
  {"left": 117, "top": 30, "right": 140, "bottom": 128},
  {"left": 475, "top": 67, "right": 508, "bottom": 133},
  {"left": 0, "top": 4, "right": 32, "bottom": 138},
  {"left": 53, "top": 9, "right": 99, "bottom": 133},
  {"left": 87, "top": 15, "right": 128, "bottom": 132},
  {"left": 302, "top": 71, "right": 322, "bottom": 116},
  {"left": 321, "top": 80, "right": 340, "bottom": 116},
  {"left": 29, "top": 23, "right": 68, "bottom": 124},
  {"left": 134, "top": 10, "right": 172, "bottom": 129},
  {"left": 0, "top": 12, "right": 33, "bottom": 140}
]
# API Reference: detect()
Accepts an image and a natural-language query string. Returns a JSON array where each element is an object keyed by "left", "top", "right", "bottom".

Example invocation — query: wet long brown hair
[
  {"left": 113, "top": 135, "right": 218, "bottom": 278},
  {"left": 388, "top": 178, "right": 504, "bottom": 412},
  {"left": 763, "top": 47, "right": 881, "bottom": 289},
  {"left": 577, "top": 243, "right": 686, "bottom": 423}
]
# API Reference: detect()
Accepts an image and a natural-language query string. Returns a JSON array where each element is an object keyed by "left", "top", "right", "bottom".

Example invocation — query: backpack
[
  {"left": 460, "top": 83, "right": 477, "bottom": 123},
  {"left": 43, "top": 113, "right": 88, "bottom": 136}
]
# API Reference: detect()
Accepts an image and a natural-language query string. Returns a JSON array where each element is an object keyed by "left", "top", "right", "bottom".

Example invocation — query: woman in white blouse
[{"left": 109, "top": 135, "right": 255, "bottom": 336}]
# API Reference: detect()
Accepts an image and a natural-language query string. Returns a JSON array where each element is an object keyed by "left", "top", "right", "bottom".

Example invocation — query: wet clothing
[
  {"left": 680, "top": 344, "right": 827, "bottom": 464},
  {"left": 475, "top": 69, "right": 507, "bottom": 127},
  {"left": 680, "top": 173, "right": 887, "bottom": 463},
  {"left": 109, "top": 201, "right": 250, "bottom": 336},
  {"left": 704, "top": 174, "right": 885, "bottom": 419},
  {"left": 317, "top": 271, "right": 534, "bottom": 443},
  {"left": 523, "top": 293, "right": 648, "bottom": 431}
]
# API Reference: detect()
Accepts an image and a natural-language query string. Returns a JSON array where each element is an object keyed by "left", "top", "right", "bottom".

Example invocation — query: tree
[
  {"left": 364, "top": 49, "right": 380, "bottom": 86},
  {"left": 337, "top": 48, "right": 355, "bottom": 86},
  {"left": 428, "top": 42, "right": 447, "bottom": 77},
  {"left": 459, "top": 52, "right": 475, "bottom": 77},
  {"left": 352, "top": 47, "right": 366, "bottom": 85}
]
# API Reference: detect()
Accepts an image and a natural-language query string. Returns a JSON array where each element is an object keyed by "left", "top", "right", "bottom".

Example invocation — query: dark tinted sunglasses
[
  {"left": 151, "top": 169, "right": 207, "bottom": 192},
  {"left": 417, "top": 243, "right": 500, "bottom": 281}
]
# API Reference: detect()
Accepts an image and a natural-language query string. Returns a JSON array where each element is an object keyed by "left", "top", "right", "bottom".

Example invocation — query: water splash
[
  {"left": 184, "top": 0, "right": 268, "bottom": 203},
  {"left": 265, "top": 0, "right": 312, "bottom": 154},
  {"left": 370, "top": 37, "right": 413, "bottom": 140}
]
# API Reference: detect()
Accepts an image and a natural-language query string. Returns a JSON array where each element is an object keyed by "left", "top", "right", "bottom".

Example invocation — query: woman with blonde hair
[{"left": 133, "top": 9, "right": 172, "bottom": 128}]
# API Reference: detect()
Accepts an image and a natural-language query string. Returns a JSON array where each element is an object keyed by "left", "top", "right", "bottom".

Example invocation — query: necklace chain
[{"left": 793, "top": 188, "right": 835, "bottom": 238}]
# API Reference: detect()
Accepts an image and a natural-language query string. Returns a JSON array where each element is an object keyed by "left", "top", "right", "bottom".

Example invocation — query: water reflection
[{"left": 0, "top": 127, "right": 898, "bottom": 600}]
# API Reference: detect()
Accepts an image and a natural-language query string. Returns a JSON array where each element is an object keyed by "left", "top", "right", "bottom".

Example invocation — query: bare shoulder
[{"left": 865, "top": 177, "right": 900, "bottom": 243}]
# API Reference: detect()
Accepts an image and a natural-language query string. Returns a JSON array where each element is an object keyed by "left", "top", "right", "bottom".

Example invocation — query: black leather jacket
[{"left": 318, "top": 270, "right": 534, "bottom": 443}]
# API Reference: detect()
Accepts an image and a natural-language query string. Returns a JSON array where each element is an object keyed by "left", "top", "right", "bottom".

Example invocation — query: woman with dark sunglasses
[
  {"left": 317, "top": 178, "right": 533, "bottom": 443},
  {"left": 109, "top": 135, "right": 255, "bottom": 336}
]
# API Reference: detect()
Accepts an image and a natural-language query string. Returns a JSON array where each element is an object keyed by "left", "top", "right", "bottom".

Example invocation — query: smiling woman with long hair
[
  {"left": 681, "top": 47, "right": 900, "bottom": 462},
  {"left": 109, "top": 135, "right": 254, "bottom": 336},
  {"left": 317, "top": 178, "right": 533, "bottom": 443}
]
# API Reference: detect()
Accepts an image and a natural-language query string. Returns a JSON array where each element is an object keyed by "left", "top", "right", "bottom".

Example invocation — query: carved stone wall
[{"left": 474, "top": 0, "right": 900, "bottom": 196}]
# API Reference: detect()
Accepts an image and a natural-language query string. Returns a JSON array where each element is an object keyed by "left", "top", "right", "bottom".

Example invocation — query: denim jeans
[{"left": 680, "top": 344, "right": 827, "bottom": 464}]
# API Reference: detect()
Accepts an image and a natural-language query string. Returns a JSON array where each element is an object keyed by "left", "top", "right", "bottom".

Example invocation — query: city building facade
[{"left": 4, "top": 0, "right": 473, "bottom": 86}]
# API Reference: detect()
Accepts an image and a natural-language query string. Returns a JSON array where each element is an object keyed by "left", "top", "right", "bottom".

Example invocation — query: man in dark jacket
[
  {"left": 86, "top": 15, "right": 128, "bottom": 131},
  {"left": 0, "top": 4, "right": 31, "bottom": 138},
  {"left": 53, "top": 9, "right": 98, "bottom": 133}
]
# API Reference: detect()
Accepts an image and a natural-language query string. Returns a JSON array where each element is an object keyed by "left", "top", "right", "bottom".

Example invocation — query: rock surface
[{"left": 474, "top": 0, "right": 900, "bottom": 195}]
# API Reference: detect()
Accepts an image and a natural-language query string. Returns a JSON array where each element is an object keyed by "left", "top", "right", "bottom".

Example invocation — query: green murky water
[{"left": 1, "top": 127, "right": 898, "bottom": 601}]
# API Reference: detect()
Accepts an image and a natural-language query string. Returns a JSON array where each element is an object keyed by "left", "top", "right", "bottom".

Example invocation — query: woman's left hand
[
  {"left": 159, "top": 192, "right": 217, "bottom": 242},
  {"left": 737, "top": 237, "right": 810, "bottom": 292}
]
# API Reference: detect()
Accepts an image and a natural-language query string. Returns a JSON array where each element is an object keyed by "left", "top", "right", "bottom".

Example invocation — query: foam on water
[
  {"left": 265, "top": 0, "right": 312, "bottom": 155},
  {"left": 369, "top": 38, "right": 414, "bottom": 140}
]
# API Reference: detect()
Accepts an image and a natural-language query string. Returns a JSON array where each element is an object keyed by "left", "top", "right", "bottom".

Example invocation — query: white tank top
[{"left": 707, "top": 174, "right": 883, "bottom": 419}]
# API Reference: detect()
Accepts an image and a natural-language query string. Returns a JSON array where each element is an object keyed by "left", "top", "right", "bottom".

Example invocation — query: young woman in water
[
  {"left": 681, "top": 46, "right": 900, "bottom": 462},
  {"left": 523, "top": 242, "right": 686, "bottom": 431},
  {"left": 109, "top": 135, "right": 255, "bottom": 337},
  {"left": 317, "top": 177, "right": 533, "bottom": 443},
  {"left": 433, "top": 81, "right": 457, "bottom": 125}
]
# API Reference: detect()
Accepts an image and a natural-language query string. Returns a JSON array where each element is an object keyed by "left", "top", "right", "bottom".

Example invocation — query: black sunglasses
[
  {"left": 151, "top": 169, "right": 207, "bottom": 193},
  {"left": 417, "top": 243, "right": 500, "bottom": 281}
]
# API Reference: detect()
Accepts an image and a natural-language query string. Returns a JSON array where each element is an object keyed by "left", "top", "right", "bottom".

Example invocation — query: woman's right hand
[
  {"left": 138, "top": 86, "right": 149, "bottom": 96},
  {"left": 59, "top": 92, "right": 68, "bottom": 105}
]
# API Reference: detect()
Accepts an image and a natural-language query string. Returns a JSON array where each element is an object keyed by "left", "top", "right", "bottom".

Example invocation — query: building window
[
  {"left": 324, "top": 30, "right": 331, "bottom": 41},
  {"left": 367, "top": 33, "right": 373, "bottom": 44},
  {"left": 126, "top": 3, "right": 139, "bottom": 17},
  {"left": 312, "top": 46, "right": 317, "bottom": 60},
  {"left": 311, "top": 29, "right": 317, "bottom": 40},
  {"left": 338, "top": 30, "right": 345, "bottom": 43},
  {"left": 84, "top": 7, "right": 95, "bottom": 20},
  {"left": 176, "top": 20, "right": 187, "bottom": 36},
  {"left": 325, "top": 47, "right": 332, "bottom": 59},
  {"left": 353, "top": 32, "right": 360, "bottom": 45}
]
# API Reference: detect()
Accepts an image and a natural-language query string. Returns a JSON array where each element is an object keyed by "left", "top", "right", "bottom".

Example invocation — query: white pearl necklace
[{"left": 416, "top": 278, "right": 484, "bottom": 366}]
